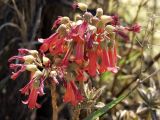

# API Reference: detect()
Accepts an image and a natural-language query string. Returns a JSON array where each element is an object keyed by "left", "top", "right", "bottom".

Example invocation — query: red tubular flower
[
  {"left": 74, "top": 36, "right": 84, "bottom": 64},
  {"left": 63, "top": 81, "right": 75, "bottom": 104},
  {"left": 107, "top": 46, "right": 118, "bottom": 73},
  {"left": 18, "top": 48, "right": 29, "bottom": 54},
  {"left": 63, "top": 80, "right": 83, "bottom": 106},
  {"left": 20, "top": 78, "right": 34, "bottom": 95},
  {"left": 8, "top": 56, "right": 24, "bottom": 62},
  {"left": 98, "top": 49, "right": 109, "bottom": 73},
  {"left": 125, "top": 23, "right": 141, "bottom": 33},
  {"left": 78, "top": 21, "right": 88, "bottom": 37},
  {"left": 20, "top": 74, "right": 44, "bottom": 109},
  {"left": 70, "top": 21, "right": 88, "bottom": 38},
  {"left": 39, "top": 33, "right": 59, "bottom": 53},
  {"left": 86, "top": 34, "right": 95, "bottom": 49},
  {"left": 75, "top": 42, "right": 84, "bottom": 64},
  {"left": 18, "top": 49, "right": 38, "bottom": 56},
  {"left": 49, "top": 38, "right": 65, "bottom": 55},
  {"left": 70, "top": 80, "right": 83, "bottom": 102},
  {"left": 87, "top": 50, "right": 97, "bottom": 76},
  {"left": 61, "top": 47, "right": 71, "bottom": 66},
  {"left": 52, "top": 16, "right": 62, "bottom": 29},
  {"left": 9, "top": 64, "right": 26, "bottom": 80},
  {"left": 39, "top": 77, "right": 45, "bottom": 95},
  {"left": 22, "top": 88, "right": 41, "bottom": 109},
  {"left": 70, "top": 21, "right": 88, "bottom": 64}
]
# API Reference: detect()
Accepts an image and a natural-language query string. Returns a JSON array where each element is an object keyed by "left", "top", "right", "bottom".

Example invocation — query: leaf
[{"left": 84, "top": 94, "right": 127, "bottom": 120}]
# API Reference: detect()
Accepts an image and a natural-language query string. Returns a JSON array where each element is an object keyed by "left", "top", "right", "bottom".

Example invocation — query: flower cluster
[{"left": 8, "top": 3, "right": 140, "bottom": 109}]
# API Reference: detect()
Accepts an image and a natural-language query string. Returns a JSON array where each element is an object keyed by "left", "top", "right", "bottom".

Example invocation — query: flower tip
[
  {"left": 96, "top": 8, "right": 103, "bottom": 17},
  {"left": 100, "top": 15, "right": 112, "bottom": 25},
  {"left": 125, "top": 23, "right": 141, "bottom": 33},
  {"left": 11, "top": 75, "right": 17, "bottom": 80},
  {"left": 36, "top": 103, "right": 41, "bottom": 108},
  {"left": 38, "top": 38, "right": 44, "bottom": 43},
  {"left": 108, "top": 67, "right": 118, "bottom": 73},
  {"left": 22, "top": 100, "right": 28, "bottom": 105},
  {"left": 18, "top": 48, "right": 28, "bottom": 54}
]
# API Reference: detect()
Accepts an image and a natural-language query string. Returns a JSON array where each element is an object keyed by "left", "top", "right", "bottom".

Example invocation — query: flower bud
[
  {"left": 100, "top": 15, "right": 112, "bottom": 24},
  {"left": 33, "top": 79, "right": 40, "bottom": 88},
  {"left": 89, "top": 25, "right": 97, "bottom": 33},
  {"left": 33, "top": 70, "right": 43, "bottom": 79},
  {"left": 96, "top": 8, "right": 103, "bottom": 17},
  {"left": 105, "top": 25, "right": 115, "bottom": 32},
  {"left": 50, "top": 71, "right": 57, "bottom": 76},
  {"left": 43, "top": 56, "right": 50, "bottom": 66},
  {"left": 83, "top": 12, "right": 93, "bottom": 22},
  {"left": 26, "top": 64, "right": 37, "bottom": 72},
  {"left": 29, "top": 50, "right": 38, "bottom": 55},
  {"left": 57, "top": 24, "right": 67, "bottom": 36},
  {"left": 78, "top": 3, "right": 88, "bottom": 11},
  {"left": 91, "top": 17, "right": 99, "bottom": 26},
  {"left": 61, "top": 17, "right": 70, "bottom": 24},
  {"left": 23, "top": 55, "right": 35, "bottom": 63}
]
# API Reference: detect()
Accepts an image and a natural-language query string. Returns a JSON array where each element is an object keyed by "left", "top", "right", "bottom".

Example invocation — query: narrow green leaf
[{"left": 84, "top": 94, "right": 127, "bottom": 120}]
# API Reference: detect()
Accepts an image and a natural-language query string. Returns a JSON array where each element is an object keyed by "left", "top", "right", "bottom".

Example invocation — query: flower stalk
[{"left": 51, "top": 83, "right": 58, "bottom": 120}]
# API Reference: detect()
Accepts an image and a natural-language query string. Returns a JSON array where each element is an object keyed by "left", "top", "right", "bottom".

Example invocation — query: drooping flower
[
  {"left": 22, "top": 87, "right": 41, "bottom": 109},
  {"left": 49, "top": 37, "right": 65, "bottom": 55},
  {"left": 107, "top": 46, "right": 118, "bottom": 73},
  {"left": 20, "top": 71, "right": 44, "bottom": 109},
  {"left": 38, "top": 33, "right": 59, "bottom": 53},
  {"left": 86, "top": 50, "right": 97, "bottom": 76},
  {"left": 18, "top": 48, "right": 38, "bottom": 56},
  {"left": 70, "top": 80, "right": 83, "bottom": 101},
  {"left": 52, "top": 16, "right": 62, "bottom": 29},
  {"left": 63, "top": 80, "right": 83, "bottom": 105},
  {"left": 98, "top": 49, "right": 109, "bottom": 73},
  {"left": 61, "top": 47, "right": 72, "bottom": 66},
  {"left": 8, "top": 55, "right": 35, "bottom": 63},
  {"left": 74, "top": 36, "right": 84, "bottom": 64},
  {"left": 78, "top": 21, "right": 88, "bottom": 37},
  {"left": 52, "top": 16, "right": 70, "bottom": 29},
  {"left": 98, "top": 39, "right": 118, "bottom": 73},
  {"left": 9, "top": 64, "right": 26, "bottom": 80},
  {"left": 125, "top": 23, "right": 141, "bottom": 33}
]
